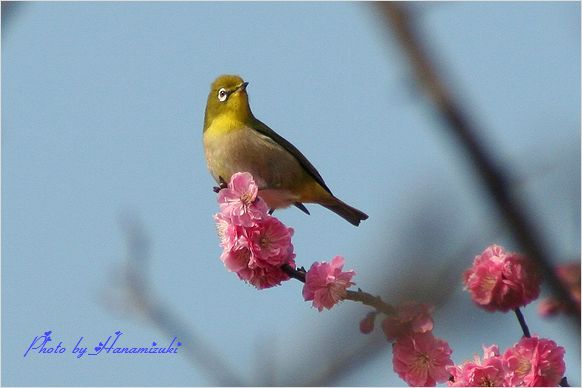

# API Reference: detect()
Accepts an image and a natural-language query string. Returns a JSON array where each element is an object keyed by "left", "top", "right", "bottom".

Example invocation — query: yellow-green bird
[{"left": 203, "top": 75, "right": 368, "bottom": 226}]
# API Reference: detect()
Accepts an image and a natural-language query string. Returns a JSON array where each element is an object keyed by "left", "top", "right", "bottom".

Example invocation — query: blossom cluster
[
  {"left": 214, "top": 172, "right": 296, "bottom": 289},
  {"left": 213, "top": 172, "right": 356, "bottom": 303},
  {"left": 448, "top": 336, "right": 565, "bottom": 387}
]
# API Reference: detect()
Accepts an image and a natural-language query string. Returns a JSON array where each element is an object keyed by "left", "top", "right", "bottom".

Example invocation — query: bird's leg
[
  {"left": 268, "top": 208, "right": 275, "bottom": 215},
  {"left": 212, "top": 176, "right": 228, "bottom": 193}
]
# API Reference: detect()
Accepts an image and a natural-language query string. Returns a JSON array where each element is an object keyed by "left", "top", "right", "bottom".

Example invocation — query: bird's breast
[{"left": 203, "top": 125, "right": 305, "bottom": 193}]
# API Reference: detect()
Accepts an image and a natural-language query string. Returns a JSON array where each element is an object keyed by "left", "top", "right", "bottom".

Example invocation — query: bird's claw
[{"left": 212, "top": 176, "right": 228, "bottom": 193}]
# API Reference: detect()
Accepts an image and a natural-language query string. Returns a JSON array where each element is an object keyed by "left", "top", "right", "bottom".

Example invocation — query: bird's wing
[{"left": 251, "top": 118, "right": 332, "bottom": 194}]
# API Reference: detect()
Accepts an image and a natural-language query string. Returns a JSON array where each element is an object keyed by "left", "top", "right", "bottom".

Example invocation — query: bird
[{"left": 203, "top": 74, "right": 368, "bottom": 226}]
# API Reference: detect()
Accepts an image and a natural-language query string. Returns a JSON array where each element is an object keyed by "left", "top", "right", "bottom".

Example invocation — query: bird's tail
[{"left": 322, "top": 196, "right": 368, "bottom": 226}]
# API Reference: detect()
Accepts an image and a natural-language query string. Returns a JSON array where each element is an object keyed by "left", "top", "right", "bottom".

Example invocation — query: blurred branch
[
  {"left": 376, "top": 2, "right": 580, "bottom": 322},
  {"left": 1, "top": 2, "right": 26, "bottom": 38},
  {"left": 103, "top": 216, "right": 245, "bottom": 386}
]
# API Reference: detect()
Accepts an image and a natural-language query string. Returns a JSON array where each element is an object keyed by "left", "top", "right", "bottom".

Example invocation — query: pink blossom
[
  {"left": 538, "top": 262, "right": 580, "bottom": 317},
  {"left": 382, "top": 302, "right": 434, "bottom": 341},
  {"left": 392, "top": 332, "right": 453, "bottom": 386},
  {"left": 302, "top": 256, "right": 355, "bottom": 311},
  {"left": 504, "top": 336, "right": 565, "bottom": 387},
  {"left": 245, "top": 217, "right": 294, "bottom": 268},
  {"left": 447, "top": 344, "right": 510, "bottom": 387},
  {"left": 217, "top": 172, "right": 269, "bottom": 226},
  {"left": 464, "top": 245, "right": 541, "bottom": 312}
]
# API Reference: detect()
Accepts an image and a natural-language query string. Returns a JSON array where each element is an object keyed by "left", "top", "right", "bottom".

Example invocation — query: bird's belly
[{"left": 204, "top": 127, "right": 304, "bottom": 207}]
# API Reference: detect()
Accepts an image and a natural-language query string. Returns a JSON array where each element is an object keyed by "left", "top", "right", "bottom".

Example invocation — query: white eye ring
[{"left": 217, "top": 88, "right": 228, "bottom": 102}]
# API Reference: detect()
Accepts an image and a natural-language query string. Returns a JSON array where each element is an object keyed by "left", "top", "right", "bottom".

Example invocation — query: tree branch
[{"left": 514, "top": 308, "right": 531, "bottom": 338}]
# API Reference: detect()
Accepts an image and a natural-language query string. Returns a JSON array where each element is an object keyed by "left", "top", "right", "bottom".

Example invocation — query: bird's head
[{"left": 204, "top": 75, "right": 253, "bottom": 131}]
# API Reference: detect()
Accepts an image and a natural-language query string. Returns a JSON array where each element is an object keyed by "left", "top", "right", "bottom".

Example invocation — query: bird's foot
[{"left": 212, "top": 176, "right": 228, "bottom": 193}]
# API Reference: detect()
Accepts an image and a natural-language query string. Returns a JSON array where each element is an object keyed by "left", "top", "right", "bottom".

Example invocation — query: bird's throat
[{"left": 206, "top": 114, "right": 247, "bottom": 136}]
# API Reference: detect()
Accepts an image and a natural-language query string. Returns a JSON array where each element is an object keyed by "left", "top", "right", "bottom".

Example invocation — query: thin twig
[
  {"left": 377, "top": 2, "right": 580, "bottom": 322},
  {"left": 345, "top": 290, "right": 396, "bottom": 316},
  {"left": 514, "top": 308, "right": 531, "bottom": 338}
]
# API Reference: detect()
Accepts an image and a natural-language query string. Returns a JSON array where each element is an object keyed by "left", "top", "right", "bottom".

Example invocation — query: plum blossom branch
[
  {"left": 281, "top": 263, "right": 396, "bottom": 315},
  {"left": 213, "top": 176, "right": 570, "bottom": 386}
]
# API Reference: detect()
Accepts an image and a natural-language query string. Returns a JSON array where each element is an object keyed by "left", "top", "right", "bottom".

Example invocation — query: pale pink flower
[
  {"left": 447, "top": 344, "right": 510, "bottom": 387},
  {"left": 213, "top": 213, "right": 244, "bottom": 251},
  {"left": 392, "top": 332, "right": 453, "bottom": 386},
  {"left": 382, "top": 302, "right": 434, "bottom": 341},
  {"left": 217, "top": 172, "right": 268, "bottom": 226},
  {"left": 504, "top": 336, "right": 565, "bottom": 387},
  {"left": 538, "top": 262, "right": 580, "bottom": 317},
  {"left": 464, "top": 245, "right": 541, "bottom": 312},
  {"left": 302, "top": 256, "right": 355, "bottom": 311}
]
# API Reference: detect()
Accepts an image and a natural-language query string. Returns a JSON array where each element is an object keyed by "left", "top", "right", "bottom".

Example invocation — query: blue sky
[{"left": 2, "top": 2, "right": 580, "bottom": 386}]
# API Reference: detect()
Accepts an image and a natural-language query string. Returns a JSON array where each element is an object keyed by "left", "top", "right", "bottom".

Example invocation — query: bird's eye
[{"left": 217, "top": 88, "right": 228, "bottom": 102}]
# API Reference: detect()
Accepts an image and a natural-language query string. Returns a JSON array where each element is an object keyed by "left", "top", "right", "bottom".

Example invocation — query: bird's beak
[{"left": 238, "top": 82, "right": 249, "bottom": 92}]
